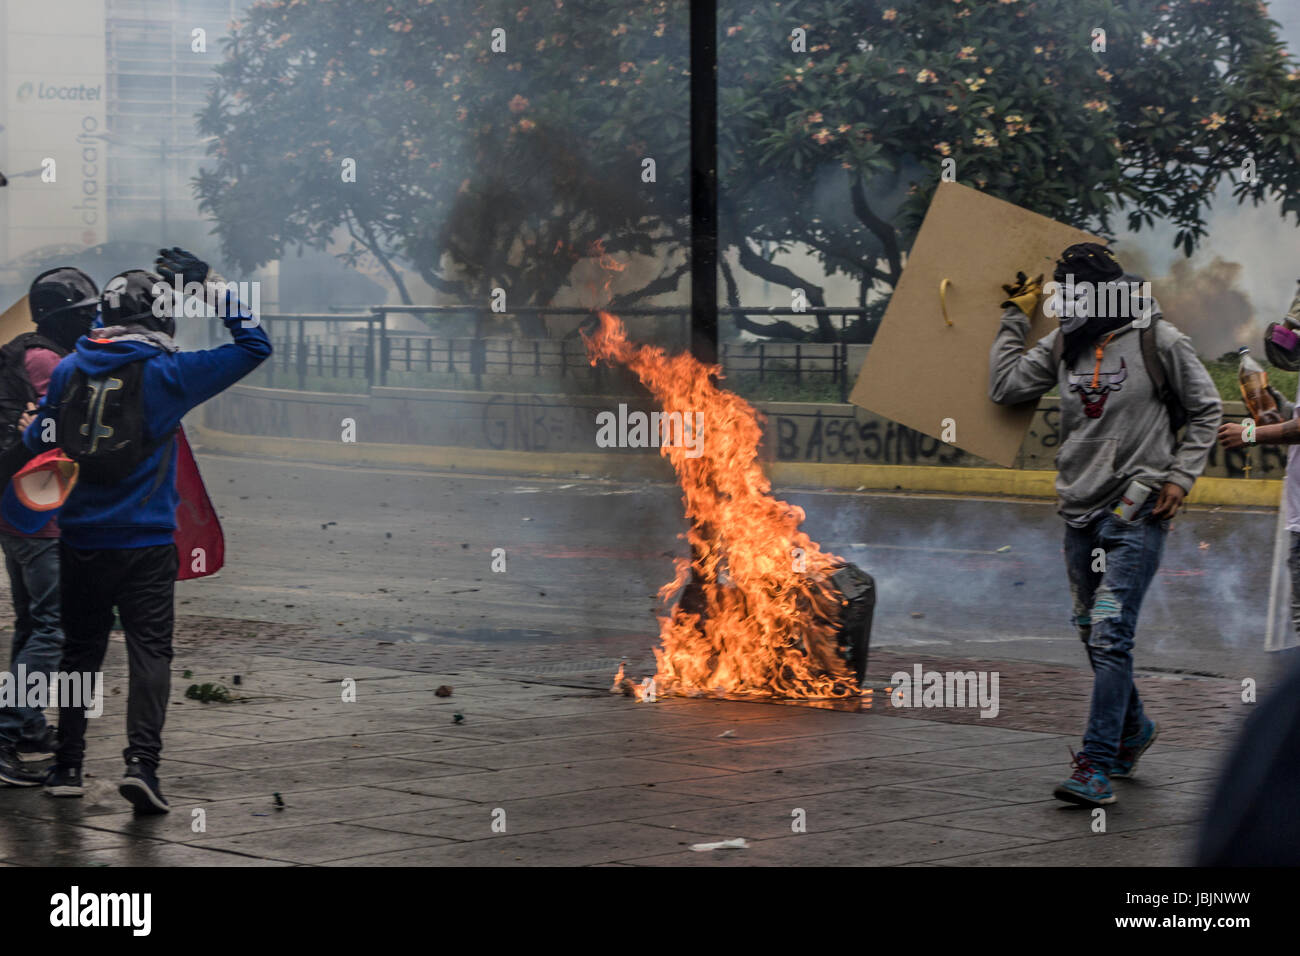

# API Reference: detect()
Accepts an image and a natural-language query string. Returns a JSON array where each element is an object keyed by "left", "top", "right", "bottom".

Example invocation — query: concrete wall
[{"left": 205, "top": 384, "right": 1274, "bottom": 480}]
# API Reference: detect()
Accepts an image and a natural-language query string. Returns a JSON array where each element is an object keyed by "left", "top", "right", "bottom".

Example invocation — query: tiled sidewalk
[{"left": 0, "top": 625, "right": 1238, "bottom": 866}]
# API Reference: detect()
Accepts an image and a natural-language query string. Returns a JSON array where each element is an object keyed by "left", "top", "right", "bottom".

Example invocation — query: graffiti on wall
[
  {"left": 770, "top": 409, "right": 967, "bottom": 465},
  {"left": 480, "top": 393, "right": 593, "bottom": 452}
]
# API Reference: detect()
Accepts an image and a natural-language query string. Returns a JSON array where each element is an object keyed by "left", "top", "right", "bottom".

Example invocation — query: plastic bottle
[{"left": 1239, "top": 347, "right": 1283, "bottom": 424}]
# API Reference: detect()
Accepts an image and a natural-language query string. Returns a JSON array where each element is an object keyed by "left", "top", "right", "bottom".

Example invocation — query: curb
[{"left": 191, "top": 423, "right": 1281, "bottom": 506}]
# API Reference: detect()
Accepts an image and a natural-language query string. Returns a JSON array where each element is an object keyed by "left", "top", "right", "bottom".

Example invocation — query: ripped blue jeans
[{"left": 1063, "top": 497, "right": 1168, "bottom": 772}]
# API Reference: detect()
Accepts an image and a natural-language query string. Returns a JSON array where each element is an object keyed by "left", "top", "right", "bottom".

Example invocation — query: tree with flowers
[
  {"left": 195, "top": 0, "right": 689, "bottom": 323},
  {"left": 722, "top": 0, "right": 1300, "bottom": 340},
  {"left": 195, "top": 0, "right": 1300, "bottom": 343}
]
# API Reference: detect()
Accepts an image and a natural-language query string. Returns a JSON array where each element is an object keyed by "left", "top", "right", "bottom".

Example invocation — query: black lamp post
[{"left": 689, "top": 1, "right": 718, "bottom": 366}]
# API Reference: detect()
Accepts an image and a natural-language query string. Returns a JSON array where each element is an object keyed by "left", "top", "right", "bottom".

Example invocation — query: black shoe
[
  {"left": 16, "top": 725, "right": 58, "bottom": 762},
  {"left": 42, "top": 763, "right": 83, "bottom": 797},
  {"left": 0, "top": 745, "right": 45, "bottom": 786},
  {"left": 118, "top": 758, "right": 169, "bottom": 814}
]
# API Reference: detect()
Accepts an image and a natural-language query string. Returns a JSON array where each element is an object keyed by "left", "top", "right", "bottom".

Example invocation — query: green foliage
[
  {"left": 721, "top": 0, "right": 1300, "bottom": 323},
  {"left": 196, "top": 0, "right": 1300, "bottom": 344},
  {"left": 184, "top": 682, "right": 234, "bottom": 703},
  {"left": 725, "top": 371, "right": 843, "bottom": 403}
]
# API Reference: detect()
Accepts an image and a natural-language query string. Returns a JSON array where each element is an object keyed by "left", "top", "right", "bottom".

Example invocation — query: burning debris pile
[{"left": 584, "top": 308, "right": 874, "bottom": 701}]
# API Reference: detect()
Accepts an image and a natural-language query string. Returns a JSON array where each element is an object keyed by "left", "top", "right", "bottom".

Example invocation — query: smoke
[
  {"left": 1156, "top": 257, "right": 1257, "bottom": 357},
  {"left": 1117, "top": 248, "right": 1256, "bottom": 357},
  {"left": 798, "top": 490, "right": 1279, "bottom": 674}
]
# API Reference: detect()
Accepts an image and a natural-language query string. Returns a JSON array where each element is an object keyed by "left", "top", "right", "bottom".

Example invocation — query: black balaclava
[
  {"left": 100, "top": 270, "right": 175, "bottom": 338},
  {"left": 1054, "top": 243, "right": 1131, "bottom": 367},
  {"left": 29, "top": 267, "right": 99, "bottom": 352}
]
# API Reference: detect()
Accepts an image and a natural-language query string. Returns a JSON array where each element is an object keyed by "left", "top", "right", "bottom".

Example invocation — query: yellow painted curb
[
  {"left": 191, "top": 424, "right": 1280, "bottom": 506},
  {"left": 765, "top": 463, "right": 1281, "bottom": 507},
  {"left": 767, "top": 462, "right": 1059, "bottom": 497}
]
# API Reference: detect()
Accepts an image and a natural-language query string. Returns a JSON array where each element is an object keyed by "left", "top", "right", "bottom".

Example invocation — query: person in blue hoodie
[{"left": 24, "top": 248, "right": 271, "bottom": 813}]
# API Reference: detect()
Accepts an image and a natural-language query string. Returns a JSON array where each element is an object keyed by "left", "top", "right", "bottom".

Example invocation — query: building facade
[{"left": 0, "top": 0, "right": 249, "bottom": 295}]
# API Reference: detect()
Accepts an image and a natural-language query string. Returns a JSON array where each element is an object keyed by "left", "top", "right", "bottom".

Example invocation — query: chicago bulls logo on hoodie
[{"left": 1067, "top": 357, "right": 1127, "bottom": 419}]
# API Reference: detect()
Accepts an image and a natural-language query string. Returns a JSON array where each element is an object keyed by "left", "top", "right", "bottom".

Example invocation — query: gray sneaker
[
  {"left": 16, "top": 725, "right": 58, "bottom": 762},
  {"left": 0, "top": 745, "right": 44, "bottom": 786}
]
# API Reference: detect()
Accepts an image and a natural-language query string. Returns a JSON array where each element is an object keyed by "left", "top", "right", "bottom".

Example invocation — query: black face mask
[
  {"left": 35, "top": 307, "right": 96, "bottom": 353},
  {"left": 1060, "top": 312, "right": 1136, "bottom": 369}
]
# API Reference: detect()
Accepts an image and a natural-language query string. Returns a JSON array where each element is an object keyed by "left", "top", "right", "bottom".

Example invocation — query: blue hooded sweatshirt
[{"left": 23, "top": 299, "right": 272, "bottom": 550}]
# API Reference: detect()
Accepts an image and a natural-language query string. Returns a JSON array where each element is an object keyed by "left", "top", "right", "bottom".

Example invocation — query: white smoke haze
[{"left": 1115, "top": 247, "right": 1257, "bottom": 358}]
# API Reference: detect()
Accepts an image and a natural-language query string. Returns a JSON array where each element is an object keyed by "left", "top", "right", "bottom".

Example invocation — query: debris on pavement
[
  {"left": 184, "top": 682, "right": 232, "bottom": 703},
  {"left": 435, "top": 685, "right": 453, "bottom": 697},
  {"left": 691, "top": 838, "right": 748, "bottom": 852}
]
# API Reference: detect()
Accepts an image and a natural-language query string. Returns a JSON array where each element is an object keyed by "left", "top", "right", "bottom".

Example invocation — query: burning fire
[{"left": 583, "top": 256, "right": 859, "bottom": 700}]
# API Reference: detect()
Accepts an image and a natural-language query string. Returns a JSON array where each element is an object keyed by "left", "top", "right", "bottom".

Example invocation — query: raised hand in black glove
[{"left": 154, "top": 247, "right": 209, "bottom": 288}]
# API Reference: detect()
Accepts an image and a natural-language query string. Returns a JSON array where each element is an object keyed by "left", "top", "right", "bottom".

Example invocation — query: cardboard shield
[
  {"left": 0, "top": 295, "right": 33, "bottom": 344},
  {"left": 849, "top": 182, "right": 1102, "bottom": 468}
]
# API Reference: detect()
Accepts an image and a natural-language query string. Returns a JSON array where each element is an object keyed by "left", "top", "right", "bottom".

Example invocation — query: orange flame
[{"left": 584, "top": 283, "right": 858, "bottom": 701}]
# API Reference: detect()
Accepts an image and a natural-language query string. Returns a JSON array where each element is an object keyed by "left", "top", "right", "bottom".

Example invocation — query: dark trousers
[{"left": 56, "top": 542, "right": 178, "bottom": 769}]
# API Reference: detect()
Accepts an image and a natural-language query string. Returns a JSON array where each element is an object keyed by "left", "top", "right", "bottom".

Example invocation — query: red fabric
[
  {"left": 23, "top": 347, "right": 60, "bottom": 398},
  {"left": 173, "top": 428, "right": 224, "bottom": 580},
  {"left": 11, "top": 450, "right": 76, "bottom": 511},
  {"left": 0, "top": 348, "right": 64, "bottom": 538}
]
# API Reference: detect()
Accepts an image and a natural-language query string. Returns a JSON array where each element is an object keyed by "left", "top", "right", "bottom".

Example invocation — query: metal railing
[{"left": 236, "top": 306, "right": 874, "bottom": 401}]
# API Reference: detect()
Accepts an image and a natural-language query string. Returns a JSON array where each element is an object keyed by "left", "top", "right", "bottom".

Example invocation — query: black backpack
[
  {"left": 0, "top": 332, "right": 67, "bottom": 453},
  {"left": 57, "top": 359, "right": 173, "bottom": 486},
  {"left": 1049, "top": 314, "right": 1188, "bottom": 433}
]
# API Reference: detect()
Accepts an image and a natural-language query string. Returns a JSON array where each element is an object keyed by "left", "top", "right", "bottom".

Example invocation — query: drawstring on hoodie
[{"left": 1090, "top": 332, "right": 1118, "bottom": 389}]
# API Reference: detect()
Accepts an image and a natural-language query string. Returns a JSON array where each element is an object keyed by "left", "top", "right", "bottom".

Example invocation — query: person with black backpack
[
  {"left": 24, "top": 249, "right": 271, "bottom": 812},
  {"left": 0, "top": 268, "right": 98, "bottom": 786},
  {"left": 988, "top": 242, "right": 1221, "bottom": 808}
]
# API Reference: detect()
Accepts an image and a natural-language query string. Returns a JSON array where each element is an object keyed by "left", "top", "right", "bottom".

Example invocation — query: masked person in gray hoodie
[{"left": 989, "top": 242, "right": 1221, "bottom": 807}]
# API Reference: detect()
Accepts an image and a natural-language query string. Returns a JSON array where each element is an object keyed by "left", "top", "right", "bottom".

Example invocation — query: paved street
[
  {"left": 0, "top": 643, "right": 1232, "bottom": 866},
  {"left": 179, "top": 451, "right": 1287, "bottom": 679},
  {"left": 0, "top": 450, "right": 1281, "bottom": 865}
]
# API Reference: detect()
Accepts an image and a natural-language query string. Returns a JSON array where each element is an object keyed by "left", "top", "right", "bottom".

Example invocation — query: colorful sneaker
[
  {"left": 1112, "top": 718, "right": 1159, "bottom": 779},
  {"left": 1053, "top": 751, "right": 1116, "bottom": 806}
]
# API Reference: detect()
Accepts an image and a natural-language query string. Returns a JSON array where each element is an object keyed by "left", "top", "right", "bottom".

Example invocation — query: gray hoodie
[{"left": 989, "top": 307, "right": 1221, "bottom": 521}]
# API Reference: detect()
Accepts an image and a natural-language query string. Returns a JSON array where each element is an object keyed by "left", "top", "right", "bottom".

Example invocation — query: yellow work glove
[{"left": 1000, "top": 271, "right": 1044, "bottom": 318}]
